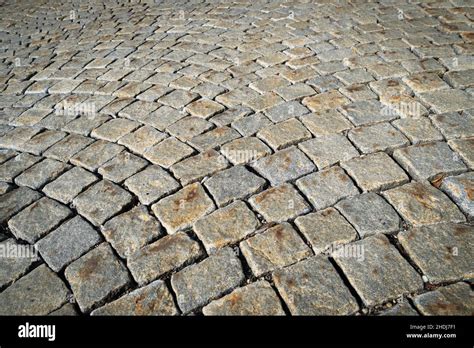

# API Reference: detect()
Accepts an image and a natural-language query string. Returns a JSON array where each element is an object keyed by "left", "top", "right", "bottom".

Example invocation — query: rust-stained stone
[
  {"left": 412, "top": 282, "right": 474, "bottom": 316},
  {"left": 335, "top": 235, "right": 423, "bottom": 307},
  {"left": 127, "top": 232, "right": 203, "bottom": 285},
  {"left": 144, "top": 137, "right": 194, "bottom": 168},
  {"left": 70, "top": 140, "right": 124, "bottom": 172},
  {"left": 398, "top": 224, "right": 473, "bottom": 284},
  {"left": 64, "top": 243, "right": 132, "bottom": 313},
  {"left": 295, "top": 208, "right": 358, "bottom": 254},
  {"left": 194, "top": 201, "right": 259, "bottom": 252},
  {"left": 273, "top": 256, "right": 359, "bottom": 315},
  {"left": 73, "top": 180, "right": 133, "bottom": 226},
  {"left": 249, "top": 183, "right": 311, "bottom": 222},
  {"left": 383, "top": 182, "right": 465, "bottom": 226},
  {"left": 91, "top": 280, "right": 178, "bottom": 316},
  {"left": 241, "top": 222, "right": 312, "bottom": 277},
  {"left": 185, "top": 98, "right": 225, "bottom": 119},
  {"left": 0, "top": 264, "right": 69, "bottom": 315},
  {"left": 302, "top": 90, "right": 350, "bottom": 112},
  {"left": 102, "top": 205, "right": 162, "bottom": 259},
  {"left": 189, "top": 126, "right": 240, "bottom": 151},
  {"left": 220, "top": 137, "right": 271, "bottom": 165},
  {"left": 257, "top": 118, "right": 312, "bottom": 151},
  {"left": 203, "top": 280, "right": 285, "bottom": 315},
  {"left": 151, "top": 182, "right": 215, "bottom": 233},
  {"left": 8, "top": 197, "right": 72, "bottom": 243},
  {"left": 440, "top": 172, "right": 474, "bottom": 220},
  {"left": 171, "top": 247, "right": 244, "bottom": 313}
]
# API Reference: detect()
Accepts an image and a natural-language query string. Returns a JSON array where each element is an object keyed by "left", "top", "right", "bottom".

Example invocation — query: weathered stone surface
[
  {"left": 220, "top": 137, "right": 271, "bottom": 165},
  {"left": 65, "top": 243, "right": 132, "bottom": 312},
  {"left": 249, "top": 183, "right": 310, "bottom": 222},
  {"left": 448, "top": 137, "right": 474, "bottom": 169},
  {"left": 73, "top": 180, "right": 133, "bottom": 226},
  {"left": 257, "top": 118, "right": 311, "bottom": 151},
  {"left": 167, "top": 116, "right": 213, "bottom": 141},
  {"left": 430, "top": 112, "right": 474, "bottom": 139},
  {"left": 189, "top": 126, "right": 240, "bottom": 151},
  {"left": 348, "top": 123, "right": 409, "bottom": 154},
  {"left": 43, "top": 134, "right": 95, "bottom": 162},
  {"left": 302, "top": 90, "right": 350, "bottom": 112},
  {"left": 231, "top": 113, "right": 272, "bottom": 136},
  {"left": 336, "top": 193, "right": 400, "bottom": 237},
  {"left": 0, "top": 152, "right": 41, "bottom": 182},
  {"left": 393, "top": 142, "right": 467, "bottom": 181},
  {"left": 296, "top": 166, "right": 359, "bottom": 211},
  {"left": 440, "top": 172, "right": 474, "bottom": 219},
  {"left": 273, "top": 256, "right": 359, "bottom": 315},
  {"left": 49, "top": 303, "right": 78, "bottom": 316},
  {"left": 298, "top": 134, "right": 359, "bottom": 169},
  {"left": 185, "top": 98, "right": 225, "bottom": 119},
  {"left": 241, "top": 222, "right": 311, "bottom": 277},
  {"left": 91, "top": 280, "right": 178, "bottom": 316},
  {"left": 392, "top": 118, "right": 443, "bottom": 144},
  {"left": 144, "top": 137, "right": 194, "bottom": 168},
  {"left": 335, "top": 235, "right": 423, "bottom": 307},
  {"left": 341, "top": 152, "right": 409, "bottom": 192},
  {"left": 419, "top": 90, "right": 473, "bottom": 113},
  {"left": 0, "top": 265, "right": 69, "bottom": 315},
  {"left": 264, "top": 101, "right": 309, "bottom": 123},
  {"left": 151, "top": 182, "right": 215, "bottom": 233},
  {"left": 412, "top": 282, "right": 473, "bottom": 316},
  {"left": 171, "top": 247, "right": 244, "bottom": 313},
  {"left": 295, "top": 208, "right": 358, "bottom": 254},
  {"left": 43, "top": 167, "right": 98, "bottom": 204},
  {"left": 91, "top": 118, "right": 140, "bottom": 142},
  {"left": 0, "top": 238, "right": 38, "bottom": 289},
  {"left": 118, "top": 126, "right": 166, "bottom": 155},
  {"left": 9, "top": 197, "right": 72, "bottom": 243},
  {"left": 102, "top": 205, "right": 162, "bottom": 259},
  {"left": 203, "top": 281, "right": 285, "bottom": 316},
  {"left": 204, "top": 166, "right": 266, "bottom": 207},
  {"left": 71, "top": 140, "right": 124, "bottom": 172},
  {"left": 36, "top": 216, "right": 101, "bottom": 272},
  {"left": 0, "top": 186, "right": 41, "bottom": 224},
  {"left": 300, "top": 109, "right": 353, "bottom": 137},
  {"left": 170, "top": 149, "right": 229, "bottom": 185},
  {"left": 14, "top": 158, "right": 70, "bottom": 189},
  {"left": 383, "top": 182, "right": 465, "bottom": 226},
  {"left": 252, "top": 146, "right": 315, "bottom": 186},
  {"left": 98, "top": 151, "right": 148, "bottom": 183},
  {"left": 340, "top": 100, "right": 396, "bottom": 126},
  {"left": 124, "top": 165, "right": 180, "bottom": 205},
  {"left": 399, "top": 224, "right": 473, "bottom": 284},
  {"left": 378, "top": 301, "right": 419, "bottom": 316},
  {"left": 127, "top": 232, "right": 202, "bottom": 285}
]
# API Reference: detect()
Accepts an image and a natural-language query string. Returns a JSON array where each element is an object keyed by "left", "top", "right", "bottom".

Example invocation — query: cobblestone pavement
[{"left": 0, "top": 0, "right": 473, "bottom": 316}]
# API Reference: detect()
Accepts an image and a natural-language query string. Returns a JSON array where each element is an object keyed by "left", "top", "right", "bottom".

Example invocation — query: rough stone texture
[
  {"left": 127, "top": 232, "right": 203, "bottom": 285},
  {"left": 412, "top": 282, "right": 473, "bottom": 316},
  {"left": 91, "top": 280, "right": 178, "bottom": 316},
  {"left": 0, "top": 238, "right": 38, "bottom": 289},
  {"left": 0, "top": 186, "right": 41, "bottom": 224},
  {"left": 341, "top": 152, "right": 409, "bottom": 192},
  {"left": 0, "top": 265, "right": 69, "bottom": 315},
  {"left": 73, "top": 180, "right": 133, "bottom": 226},
  {"left": 65, "top": 243, "right": 132, "bottom": 313},
  {"left": 335, "top": 235, "right": 423, "bottom": 307},
  {"left": 240, "top": 222, "right": 311, "bottom": 277},
  {"left": 399, "top": 224, "right": 473, "bottom": 285},
  {"left": 336, "top": 193, "right": 400, "bottom": 237},
  {"left": 296, "top": 166, "right": 359, "bottom": 211},
  {"left": 124, "top": 165, "right": 180, "bottom": 205},
  {"left": 36, "top": 216, "right": 101, "bottom": 272},
  {"left": 194, "top": 201, "right": 259, "bottom": 252},
  {"left": 249, "top": 184, "right": 311, "bottom": 222},
  {"left": 203, "top": 281, "right": 285, "bottom": 316},
  {"left": 295, "top": 208, "right": 358, "bottom": 254},
  {"left": 383, "top": 182, "right": 465, "bottom": 226},
  {"left": 102, "top": 205, "right": 162, "bottom": 259},
  {"left": 151, "top": 183, "right": 215, "bottom": 233},
  {"left": 8, "top": 197, "right": 72, "bottom": 243},
  {"left": 440, "top": 172, "right": 474, "bottom": 220},
  {"left": 252, "top": 146, "right": 315, "bottom": 186},
  {"left": 298, "top": 134, "right": 359, "bottom": 169},
  {"left": 204, "top": 166, "right": 266, "bottom": 207},
  {"left": 2, "top": 0, "right": 474, "bottom": 316},
  {"left": 42, "top": 167, "right": 98, "bottom": 204},
  {"left": 171, "top": 247, "right": 244, "bottom": 313},
  {"left": 273, "top": 256, "right": 359, "bottom": 315},
  {"left": 378, "top": 301, "right": 419, "bottom": 316},
  {"left": 393, "top": 142, "right": 467, "bottom": 181}
]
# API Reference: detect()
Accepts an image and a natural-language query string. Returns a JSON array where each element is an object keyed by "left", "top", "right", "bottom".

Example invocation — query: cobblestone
[{"left": 1, "top": 0, "right": 473, "bottom": 316}]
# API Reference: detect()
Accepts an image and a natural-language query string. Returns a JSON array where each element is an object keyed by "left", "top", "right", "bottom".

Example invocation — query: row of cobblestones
[{"left": 0, "top": 0, "right": 473, "bottom": 316}]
